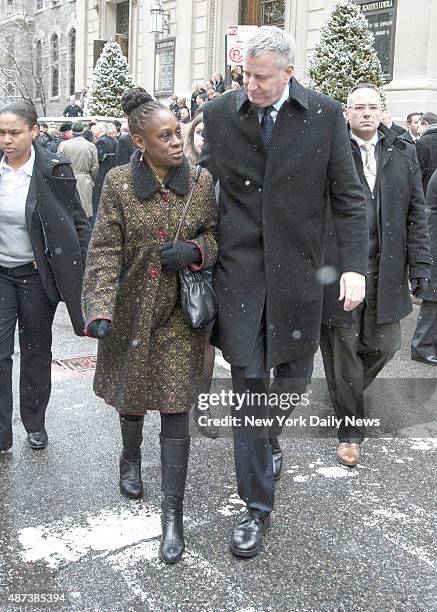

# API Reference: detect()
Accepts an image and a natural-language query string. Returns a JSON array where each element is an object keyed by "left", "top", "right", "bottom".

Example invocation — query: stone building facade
[
  {"left": 0, "top": 0, "right": 77, "bottom": 116},
  {"left": 1, "top": 0, "right": 436, "bottom": 121},
  {"left": 75, "top": 0, "right": 437, "bottom": 123}
]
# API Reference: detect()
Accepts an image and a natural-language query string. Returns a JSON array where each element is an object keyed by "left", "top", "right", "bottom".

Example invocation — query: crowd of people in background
[
  {"left": 34, "top": 71, "right": 437, "bottom": 237},
  {"left": 33, "top": 69, "right": 244, "bottom": 228},
  {"left": 35, "top": 116, "right": 131, "bottom": 226}
]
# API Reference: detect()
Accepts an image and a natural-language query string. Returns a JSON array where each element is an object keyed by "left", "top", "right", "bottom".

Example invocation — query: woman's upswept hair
[{"left": 121, "top": 87, "right": 164, "bottom": 136}]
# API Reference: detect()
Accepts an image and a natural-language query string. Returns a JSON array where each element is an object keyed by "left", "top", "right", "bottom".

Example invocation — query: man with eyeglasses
[{"left": 321, "top": 83, "right": 431, "bottom": 467}]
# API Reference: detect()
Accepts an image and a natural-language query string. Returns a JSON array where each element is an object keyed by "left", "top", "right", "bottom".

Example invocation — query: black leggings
[{"left": 120, "top": 412, "right": 189, "bottom": 439}]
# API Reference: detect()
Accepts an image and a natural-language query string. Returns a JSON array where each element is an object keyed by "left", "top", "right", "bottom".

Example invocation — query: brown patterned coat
[{"left": 82, "top": 152, "right": 217, "bottom": 414}]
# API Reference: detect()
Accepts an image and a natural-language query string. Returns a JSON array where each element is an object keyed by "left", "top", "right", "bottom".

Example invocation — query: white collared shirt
[
  {"left": 257, "top": 83, "right": 290, "bottom": 124},
  {"left": 350, "top": 131, "right": 379, "bottom": 166},
  {"left": 0, "top": 146, "right": 35, "bottom": 267}
]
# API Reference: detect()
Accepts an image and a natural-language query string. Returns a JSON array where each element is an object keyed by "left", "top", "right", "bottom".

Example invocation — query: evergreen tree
[
  {"left": 87, "top": 41, "right": 135, "bottom": 116},
  {"left": 308, "top": 0, "right": 385, "bottom": 106}
]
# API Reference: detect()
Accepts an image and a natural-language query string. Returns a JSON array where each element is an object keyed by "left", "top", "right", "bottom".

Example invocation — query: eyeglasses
[{"left": 348, "top": 104, "right": 381, "bottom": 113}]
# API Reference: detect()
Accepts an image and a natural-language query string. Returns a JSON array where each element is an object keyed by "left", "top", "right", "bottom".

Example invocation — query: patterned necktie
[
  {"left": 361, "top": 141, "right": 377, "bottom": 192},
  {"left": 261, "top": 105, "right": 275, "bottom": 150}
]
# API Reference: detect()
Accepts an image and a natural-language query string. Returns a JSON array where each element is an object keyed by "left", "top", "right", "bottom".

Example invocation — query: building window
[
  {"left": 36, "top": 0, "right": 43, "bottom": 9},
  {"left": 51, "top": 34, "right": 59, "bottom": 97},
  {"left": 69, "top": 29, "right": 76, "bottom": 95},
  {"left": 36, "top": 40, "right": 43, "bottom": 98},
  {"left": 240, "top": 0, "right": 285, "bottom": 27},
  {"left": 6, "top": 0, "right": 13, "bottom": 14},
  {"left": 116, "top": 1, "right": 129, "bottom": 59},
  {"left": 116, "top": 1, "right": 130, "bottom": 36}
]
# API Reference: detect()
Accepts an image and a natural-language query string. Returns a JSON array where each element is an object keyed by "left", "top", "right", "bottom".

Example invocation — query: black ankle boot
[
  {"left": 159, "top": 435, "right": 190, "bottom": 564},
  {"left": 192, "top": 404, "right": 219, "bottom": 439},
  {"left": 119, "top": 415, "right": 144, "bottom": 499}
]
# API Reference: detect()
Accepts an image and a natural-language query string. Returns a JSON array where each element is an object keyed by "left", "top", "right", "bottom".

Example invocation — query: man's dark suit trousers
[{"left": 230, "top": 311, "right": 314, "bottom": 516}]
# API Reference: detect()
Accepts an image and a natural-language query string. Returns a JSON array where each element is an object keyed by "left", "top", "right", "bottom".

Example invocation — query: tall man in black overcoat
[
  {"left": 199, "top": 26, "right": 369, "bottom": 558},
  {"left": 321, "top": 84, "right": 431, "bottom": 467}
]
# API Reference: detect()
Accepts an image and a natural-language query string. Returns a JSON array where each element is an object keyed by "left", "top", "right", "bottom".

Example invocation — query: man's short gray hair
[
  {"left": 243, "top": 26, "right": 295, "bottom": 67},
  {"left": 95, "top": 121, "right": 108, "bottom": 135}
]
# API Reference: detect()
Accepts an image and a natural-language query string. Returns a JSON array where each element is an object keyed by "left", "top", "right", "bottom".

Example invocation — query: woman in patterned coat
[{"left": 81, "top": 88, "right": 217, "bottom": 564}]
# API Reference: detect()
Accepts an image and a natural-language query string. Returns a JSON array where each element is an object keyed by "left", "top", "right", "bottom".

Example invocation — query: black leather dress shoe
[
  {"left": 411, "top": 354, "right": 437, "bottom": 366},
  {"left": 270, "top": 437, "right": 283, "bottom": 481},
  {"left": 230, "top": 509, "right": 270, "bottom": 557},
  {"left": 27, "top": 429, "right": 48, "bottom": 450}
]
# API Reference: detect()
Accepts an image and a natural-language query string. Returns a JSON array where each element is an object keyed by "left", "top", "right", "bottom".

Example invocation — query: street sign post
[{"left": 225, "top": 24, "right": 258, "bottom": 66}]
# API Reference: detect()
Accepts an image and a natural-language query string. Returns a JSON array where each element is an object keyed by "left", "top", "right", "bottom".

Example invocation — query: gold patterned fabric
[{"left": 81, "top": 158, "right": 217, "bottom": 414}]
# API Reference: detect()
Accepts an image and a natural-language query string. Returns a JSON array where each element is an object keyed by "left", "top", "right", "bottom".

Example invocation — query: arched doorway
[{"left": 239, "top": 0, "right": 285, "bottom": 27}]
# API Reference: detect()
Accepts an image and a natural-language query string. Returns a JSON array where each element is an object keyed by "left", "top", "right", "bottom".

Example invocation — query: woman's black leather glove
[
  {"left": 159, "top": 241, "right": 201, "bottom": 272},
  {"left": 86, "top": 319, "right": 113, "bottom": 339}
]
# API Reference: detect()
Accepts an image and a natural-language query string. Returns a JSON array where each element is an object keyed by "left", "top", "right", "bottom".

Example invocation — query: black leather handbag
[{"left": 174, "top": 165, "right": 217, "bottom": 329}]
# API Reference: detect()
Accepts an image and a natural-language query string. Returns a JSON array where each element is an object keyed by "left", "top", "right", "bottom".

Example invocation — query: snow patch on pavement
[
  {"left": 217, "top": 493, "right": 245, "bottom": 516},
  {"left": 408, "top": 438, "right": 437, "bottom": 451},
  {"left": 315, "top": 466, "right": 359, "bottom": 479},
  {"left": 18, "top": 505, "right": 161, "bottom": 569},
  {"left": 383, "top": 533, "right": 436, "bottom": 569}
]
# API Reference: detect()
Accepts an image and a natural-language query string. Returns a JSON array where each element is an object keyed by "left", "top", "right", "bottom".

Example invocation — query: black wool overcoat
[
  {"left": 200, "top": 78, "right": 368, "bottom": 369},
  {"left": 425, "top": 169, "right": 437, "bottom": 302},
  {"left": 0, "top": 143, "right": 91, "bottom": 335},
  {"left": 416, "top": 124, "right": 437, "bottom": 195},
  {"left": 322, "top": 125, "right": 431, "bottom": 327}
]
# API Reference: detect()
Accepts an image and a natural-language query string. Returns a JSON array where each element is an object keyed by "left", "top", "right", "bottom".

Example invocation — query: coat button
[
  {"left": 251, "top": 144, "right": 259, "bottom": 151},
  {"left": 149, "top": 266, "right": 159, "bottom": 279},
  {"left": 158, "top": 229, "right": 168, "bottom": 239}
]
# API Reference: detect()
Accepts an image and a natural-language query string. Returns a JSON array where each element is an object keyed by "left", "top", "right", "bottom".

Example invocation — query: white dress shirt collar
[
  {"left": 349, "top": 131, "right": 379, "bottom": 149},
  {"left": 271, "top": 82, "right": 291, "bottom": 113},
  {"left": 0, "top": 145, "right": 35, "bottom": 177},
  {"left": 257, "top": 83, "right": 290, "bottom": 123}
]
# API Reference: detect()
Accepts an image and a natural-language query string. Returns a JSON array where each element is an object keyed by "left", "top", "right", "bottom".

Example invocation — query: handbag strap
[{"left": 173, "top": 164, "right": 202, "bottom": 246}]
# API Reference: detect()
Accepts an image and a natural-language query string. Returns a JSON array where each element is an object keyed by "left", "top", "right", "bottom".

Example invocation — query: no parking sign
[{"left": 226, "top": 25, "right": 258, "bottom": 66}]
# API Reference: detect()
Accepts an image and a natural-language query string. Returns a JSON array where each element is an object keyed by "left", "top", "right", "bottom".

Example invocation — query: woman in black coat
[{"left": 0, "top": 100, "right": 90, "bottom": 454}]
